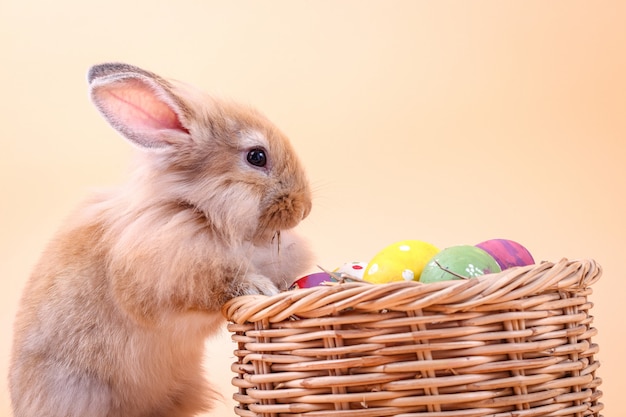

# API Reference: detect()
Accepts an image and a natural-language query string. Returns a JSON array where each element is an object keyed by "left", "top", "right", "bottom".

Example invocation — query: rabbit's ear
[{"left": 88, "top": 63, "right": 191, "bottom": 149}]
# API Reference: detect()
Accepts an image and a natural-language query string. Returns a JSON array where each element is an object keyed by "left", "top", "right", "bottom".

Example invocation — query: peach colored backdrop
[{"left": 1, "top": 1, "right": 624, "bottom": 416}]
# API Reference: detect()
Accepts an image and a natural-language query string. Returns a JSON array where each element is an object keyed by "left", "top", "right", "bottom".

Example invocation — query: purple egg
[
  {"left": 289, "top": 272, "right": 336, "bottom": 290},
  {"left": 475, "top": 239, "right": 534, "bottom": 270}
]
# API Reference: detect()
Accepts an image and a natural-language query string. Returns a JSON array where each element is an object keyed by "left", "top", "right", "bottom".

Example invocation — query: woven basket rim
[{"left": 223, "top": 258, "right": 601, "bottom": 325}]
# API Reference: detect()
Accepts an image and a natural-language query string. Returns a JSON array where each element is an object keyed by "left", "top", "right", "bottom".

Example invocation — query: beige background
[{"left": 1, "top": 1, "right": 624, "bottom": 416}]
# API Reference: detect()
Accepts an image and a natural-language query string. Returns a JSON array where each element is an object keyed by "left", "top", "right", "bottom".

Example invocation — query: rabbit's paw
[{"left": 238, "top": 275, "right": 280, "bottom": 297}]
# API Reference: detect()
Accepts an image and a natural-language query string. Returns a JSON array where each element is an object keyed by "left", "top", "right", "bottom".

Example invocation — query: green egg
[{"left": 420, "top": 245, "right": 501, "bottom": 283}]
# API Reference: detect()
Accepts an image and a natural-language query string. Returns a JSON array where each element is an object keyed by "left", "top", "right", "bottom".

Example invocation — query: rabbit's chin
[{"left": 250, "top": 229, "right": 282, "bottom": 247}]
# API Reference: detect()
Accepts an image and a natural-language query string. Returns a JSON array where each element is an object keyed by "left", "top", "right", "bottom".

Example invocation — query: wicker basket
[{"left": 222, "top": 258, "right": 603, "bottom": 417}]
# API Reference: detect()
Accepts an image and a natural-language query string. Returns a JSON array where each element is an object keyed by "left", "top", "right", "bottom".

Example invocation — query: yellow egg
[{"left": 364, "top": 240, "right": 439, "bottom": 284}]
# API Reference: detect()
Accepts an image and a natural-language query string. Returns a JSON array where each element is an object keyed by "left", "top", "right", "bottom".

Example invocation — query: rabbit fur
[{"left": 9, "top": 62, "right": 314, "bottom": 417}]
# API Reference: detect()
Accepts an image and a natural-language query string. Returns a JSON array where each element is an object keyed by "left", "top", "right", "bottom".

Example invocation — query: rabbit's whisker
[{"left": 271, "top": 230, "right": 281, "bottom": 255}]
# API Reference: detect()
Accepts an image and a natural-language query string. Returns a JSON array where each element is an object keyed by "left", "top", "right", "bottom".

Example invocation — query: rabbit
[{"left": 9, "top": 62, "right": 314, "bottom": 417}]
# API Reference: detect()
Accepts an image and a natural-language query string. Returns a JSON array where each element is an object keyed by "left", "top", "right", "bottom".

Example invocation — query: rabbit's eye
[{"left": 247, "top": 148, "right": 267, "bottom": 168}]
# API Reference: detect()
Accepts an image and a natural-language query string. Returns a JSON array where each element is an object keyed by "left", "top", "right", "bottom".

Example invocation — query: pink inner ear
[{"left": 100, "top": 79, "right": 188, "bottom": 133}]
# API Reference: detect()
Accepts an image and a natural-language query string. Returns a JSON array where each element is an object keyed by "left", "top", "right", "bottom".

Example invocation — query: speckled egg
[
  {"left": 420, "top": 245, "right": 501, "bottom": 283},
  {"left": 289, "top": 272, "right": 336, "bottom": 290},
  {"left": 334, "top": 262, "right": 368, "bottom": 279},
  {"left": 363, "top": 240, "right": 439, "bottom": 284},
  {"left": 475, "top": 238, "right": 535, "bottom": 270}
]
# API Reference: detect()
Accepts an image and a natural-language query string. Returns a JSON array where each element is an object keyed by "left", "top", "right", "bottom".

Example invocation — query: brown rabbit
[{"left": 9, "top": 62, "right": 314, "bottom": 417}]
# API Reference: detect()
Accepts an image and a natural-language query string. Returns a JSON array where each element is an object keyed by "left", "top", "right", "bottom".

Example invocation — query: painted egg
[
  {"left": 363, "top": 240, "right": 439, "bottom": 284},
  {"left": 475, "top": 238, "right": 534, "bottom": 270},
  {"left": 334, "top": 261, "right": 368, "bottom": 279},
  {"left": 420, "top": 245, "right": 501, "bottom": 283},
  {"left": 289, "top": 272, "right": 336, "bottom": 290}
]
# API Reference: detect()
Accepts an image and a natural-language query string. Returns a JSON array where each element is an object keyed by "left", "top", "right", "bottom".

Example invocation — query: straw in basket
[{"left": 223, "top": 258, "right": 603, "bottom": 417}]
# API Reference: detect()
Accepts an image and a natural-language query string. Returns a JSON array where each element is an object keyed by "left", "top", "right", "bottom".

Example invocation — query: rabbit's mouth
[{"left": 259, "top": 194, "right": 311, "bottom": 233}]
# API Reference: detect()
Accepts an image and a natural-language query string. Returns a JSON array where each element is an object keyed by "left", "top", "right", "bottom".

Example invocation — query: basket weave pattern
[{"left": 223, "top": 259, "right": 603, "bottom": 417}]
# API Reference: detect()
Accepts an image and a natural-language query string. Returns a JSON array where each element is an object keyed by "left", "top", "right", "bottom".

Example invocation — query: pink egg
[
  {"left": 475, "top": 239, "right": 534, "bottom": 270},
  {"left": 289, "top": 272, "right": 336, "bottom": 290}
]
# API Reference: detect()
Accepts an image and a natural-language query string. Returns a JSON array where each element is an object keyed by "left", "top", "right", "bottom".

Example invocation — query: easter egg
[
  {"left": 334, "top": 262, "right": 367, "bottom": 279},
  {"left": 289, "top": 272, "right": 336, "bottom": 290},
  {"left": 363, "top": 240, "right": 439, "bottom": 284},
  {"left": 420, "top": 245, "right": 501, "bottom": 283},
  {"left": 475, "top": 238, "right": 534, "bottom": 270}
]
